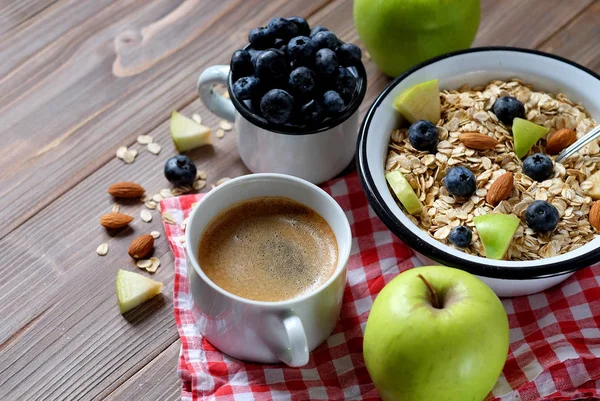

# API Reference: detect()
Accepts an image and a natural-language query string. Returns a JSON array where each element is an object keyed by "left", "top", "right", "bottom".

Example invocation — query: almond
[
  {"left": 458, "top": 132, "right": 499, "bottom": 150},
  {"left": 486, "top": 172, "right": 514, "bottom": 206},
  {"left": 590, "top": 201, "right": 600, "bottom": 231},
  {"left": 108, "top": 182, "right": 145, "bottom": 198},
  {"left": 128, "top": 234, "right": 154, "bottom": 259},
  {"left": 100, "top": 212, "right": 134, "bottom": 229},
  {"left": 545, "top": 128, "right": 577, "bottom": 155}
]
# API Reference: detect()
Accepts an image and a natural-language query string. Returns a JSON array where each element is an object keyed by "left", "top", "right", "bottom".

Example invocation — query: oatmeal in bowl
[{"left": 357, "top": 47, "right": 600, "bottom": 296}]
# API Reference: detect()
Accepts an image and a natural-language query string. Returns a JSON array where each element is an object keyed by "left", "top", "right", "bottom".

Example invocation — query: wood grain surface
[{"left": 0, "top": 0, "right": 598, "bottom": 400}]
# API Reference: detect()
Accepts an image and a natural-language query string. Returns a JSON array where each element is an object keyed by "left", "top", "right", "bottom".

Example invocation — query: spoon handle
[{"left": 555, "top": 125, "right": 600, "bottom": 164}]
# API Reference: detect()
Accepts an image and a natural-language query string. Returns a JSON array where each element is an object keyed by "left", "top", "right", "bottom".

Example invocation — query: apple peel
[{"left": 474, "top": 214, "right": 520, "bottom": 260}]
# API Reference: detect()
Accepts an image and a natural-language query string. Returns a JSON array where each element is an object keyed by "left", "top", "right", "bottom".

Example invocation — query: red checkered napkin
[{"left": 160, "top": 172, "right": 600, "bottom": 401}]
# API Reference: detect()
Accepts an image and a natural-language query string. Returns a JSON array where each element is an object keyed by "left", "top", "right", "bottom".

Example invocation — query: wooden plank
[
  {"left": 538, "top": 1, "right": 600, "bottom": 72},
  {"left": 104, "top": 340, "right": 182, "bottom": 401},
  {"left": 0, "top": 0, "right": 329, "bottom": 239},
  {"left": 0, "top": 0, "right": 60, "bottom": 37}
]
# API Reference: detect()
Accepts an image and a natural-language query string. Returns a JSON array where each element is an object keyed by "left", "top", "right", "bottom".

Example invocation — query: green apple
[
  {"left": 512, "top": 118, "right": 550, "bottom": 158},
  {"left": 364, "top": 265, "right": 509, "bottom": 401},
  {"left": 116, "top": 269, "right": 164, "bottom": 314},
  {"left": 474, "top": 214, "right": 520, "bottom": 260},
  {"left": 170, "top": 111, "right": 212, "bottom": 152},
  {"left": 386, "top": 170, "right": 423, "bottom": 215},
  {"left": 354, "top": 0, "right": 480, "bottom": 77},
  {"left": 393, "top": 79, "right": 441, "bottom": 124}
]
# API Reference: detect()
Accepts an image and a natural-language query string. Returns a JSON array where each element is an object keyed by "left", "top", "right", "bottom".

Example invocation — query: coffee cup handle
[
  {"left": 197, "top": 65, "right": 236, "bottom": 122},
  {"left": 279, "top": 315, "right": 309, "bottom": 367}
]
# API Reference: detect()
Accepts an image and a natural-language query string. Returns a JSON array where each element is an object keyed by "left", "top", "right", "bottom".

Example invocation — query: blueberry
[
  {"left": 288, "top": 67, "right": 316, "bottom": 99},
  {"left": 312, "top": 31, "right": 338, "bottom": 50},
  {"left": 523, "top": 153, "right": 554, "bottom": 182},
  {"left": 267, "top": 17, "right": 298, "bottom": 40},
  {"left": 449, "top": 226, "right": 472, "bottom": 248},
  {"left": 315, "top": 48, "right": 338, "bottom": 76},
  {"left": 336, "top": 43, "right": 362, "bottom": 66},
  {"left": 164, "top": 155, "right": 197, "bottom": 187},
  {"left": 232, "top": 76, "right": 261, "bottom": 101},
  {"left": 444, "top": 166, "right": 476, "bottom": 198},
  {"left": 248, "top": 27, "right": 273, "bottom": 49},
  {"left": 300, "top": 100, "right": 324, "bottom": 124},
  {"left": 255, "top": 49, "right": 289, "bottom": 85},
  {"left": 260, "top": 89, "right": 294, "bottom": 124},
  {"left": 248, "top": 49, "right": 262, "bottom": 67},
  {"left": 492, "top": 96, "right": 525, "bottom": 125},
  {"left": 230, "top": 49, "right": 253, "bottom": 79},
  {"left": 287, "top": 36, "right": 316, "bottom": 63},
  {"left": 335, "top": 67, "right": 357, "bottom": 102},
  {"left": 408, "top": 120, "right": 439, "bottom": 151},
  {"left": 321, "top": 90, "right": 344, "bottom": 115},
  {"left": 310, "top": 26, "right": 328, "bottom": 38},
  {"left": 525, "top": 200, "right": 559, "bottom": 232},
  {"left": 287, "top": 16, "right": 310, "bottom": 36}
]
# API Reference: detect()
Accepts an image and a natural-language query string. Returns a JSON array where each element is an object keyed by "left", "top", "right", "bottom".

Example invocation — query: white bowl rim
[{"left": 357, "top": 46, "right": 600, "bottom": 280}]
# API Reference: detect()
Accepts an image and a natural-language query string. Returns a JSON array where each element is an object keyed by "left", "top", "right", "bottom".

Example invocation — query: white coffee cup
[
  {"left": 185, "top": 173, "right": 352, "bottom": 367},
  {"left": 197, "top": 62, "right": 366, "bottom": 184}
]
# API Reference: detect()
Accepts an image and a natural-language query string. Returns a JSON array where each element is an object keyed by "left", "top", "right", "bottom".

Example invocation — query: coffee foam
[{"left": 198, "top": 197, "right": 338, "bottom": 302}]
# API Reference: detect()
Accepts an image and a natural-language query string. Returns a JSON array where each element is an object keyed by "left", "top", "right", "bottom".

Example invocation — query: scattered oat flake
[
  {"left": 223, "top": 91, "right": 230, "bottom": 99},
  {"left": 150, "top": 230, "right": 161, "bottom": 239},
  {"left": 193, "top": 179, "right": 206, "bottom": 191},
  {"left": 196, "top": 170, "right": 207, "bottom": 180},
  {"left": 162, "top": 212, "right": 177, "bottom": 224},
  {"left": 137, "top": 135, "right": 153, "bottom": 145},
  {"left": 192, "top": 114, "right": 202, "bottom": 124},
  {"left": 140, "top": 209, "right": 153, "bottom": 222},
  {"left": 147, "top": 257, "right": 161, "bottom": 273},
  {"left": 219, "top": 120, "right": 233, "bottom": 131},
  {"left": 178, "top": 236, "right": 186, "bottom": 244},
  {"left": 122, "top": 150, "right": 136, "bottom": 164},
  {"left": 181, "top": 217, "right": 189, "bottom": 231},
  {"left": 152, "top": 194, "right": 163, "bottom": 203},
  {"left": 216, "top": 177, "right": 231, "bottom": 186},
  {"left": 116, "top": 146, "right": 128, "bottom": 159},
  {"left": 147, "top": 142, "right": 162, "bottom": 155},
  {"left": 136, "top": 259, "right": 152, "bottom": 269},
  {"left": 160, "top": 188, "right": 173, "bottom": 198},
  {"left": 112, "top": 204, "right": 120, "bottom": 213},
  {"left": 96, "top": 243, "right": 109, "bottom": 256},
  {"left": 140, "top": 194, "right": 149, "bottom": 202},
  {"left": 216, "top": 129, "right": 225, "bottom": 139},
  {"left": 145, "top": 200, "right": 157, "bottom": 210},
  {"left": 129, "top": 149, "right": 138, "bottom": 157}
]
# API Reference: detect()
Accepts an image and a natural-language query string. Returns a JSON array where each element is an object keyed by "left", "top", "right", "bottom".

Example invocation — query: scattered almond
[
  {"left": 219, "top": 120, "right": 233, "bottom": 131},
  {"left": 137, "top": 135, "right": 153, "bottom": 145},
  {"left": 108, "top": 182, "right": 145, "bottom": 198},
  {"left": 140, "top": 209, "right": 153, "bottom": 223},
  {"left": 100, "top": 212, "right": 134, "bottom": 229},
  {"left": 590, "top": 201, "right": 600, "bottom": 231},
  {"left": 150, "top": 231, "right": 161, "bottom": 239},
  {"left": 486, "top": 172, "right": 514, "bottom": 206},
  {"left": 128, "top": 234, "right": 154, "bottom": 259},
  {"left": 147, "top": 142, "right": 162, "bottom": 155},
  {"left": 458, "top": 132, "right": 499, "bottom": 150},
  {"left": 147, "top": 257, "right": 161, "bottom": 273},
  {"left": 136, "top": 259, "right": 152, "bottom": 269},
  {"left": 96, "top": 243, "right": 109, "bottom": 256},
  {"left": 546, "top": 128, "right": 577, "bottom": 155},
  {"left": 162, "top": 212, "right": 177, "bottom": 224}
]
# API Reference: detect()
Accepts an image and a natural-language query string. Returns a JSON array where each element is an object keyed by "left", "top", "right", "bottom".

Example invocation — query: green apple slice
[
  {"left": 386, "top": 171, "right": 423, "bottom": 215},
  {"left": 587, "top": 170, "right": 600, "bottom": 200},
  {"left": 393, "top": 79, "right": 441, "bottom": 124},
  {"left": 170, "top": 111, "right": 213, "bottom": 152},
  {"left": 473, "top": 214, "right": 520, "bottom": 260},
  {"left": 116, "top": 269, "right": 164, "bottom": 314},
  {"left": 512, "top": 118, "right": 550, "bottom": 158}
]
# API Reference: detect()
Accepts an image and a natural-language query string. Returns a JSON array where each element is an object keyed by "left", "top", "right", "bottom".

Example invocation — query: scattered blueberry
[
  {"left": 260, "top": 89, "right": 294, "bottom": 124},
  {"left": 449, "top": 226, "right": 473, "bottom": 248},
  {"left": 321, "top": 90, "right": 344, "bottom": 115},
  {"left": 444, "top": 166, "right": 477, "bottom": 198},
  {"left": 310, "top": 26, "right": 328, "bottom": 37},
  {"left": 230, "top": 49, "right": 253, "bottom": 79},
  {"left": 315, "top": 48, "right": 338, "bottom": 76},
  {"left": 164, "top": 155, "right": 197, "bottom": 187},
  {"left": 255, "top": 49, "right": 289, "bottom": 85},
  {"left": 408, "top": 120, "right": 439, "bottom": 151},
  {"left": 233, "top": 76, "right": 261, "bottom": 100},
  {"left": 335, "top": 67, "right": 357, "bottom": 102},
  {"left": 523, "top": 153, "right": 554, "bottom": 182},
  {"left": 525, "top": 200, "right": 559, "bottom": 232},
  {"left": 492, "top": 96, "right": 525, "bottom": 126},
  {"left": 248, "top": 27, "right": 273, "bottom": 49},
  {"left": 288, "top": 67, "right": 316, "bottom": 99},
  {"left": 287, "top": 36, "right": 316, "bottom": 63},
  {"left": 336, "top": 43, "right": 362, "bottom": 66},
  {"left": 312, "top": 31, "right": 338, "bottom": 50},
  {"left": 300, "top": 100, "right": 324, "bottom": 124},
  {"left": 267, "top": 17, "right": 298, "bottom": 40},
  {"left": 287, "top": 16, "right": 310, "bottom": 36}
]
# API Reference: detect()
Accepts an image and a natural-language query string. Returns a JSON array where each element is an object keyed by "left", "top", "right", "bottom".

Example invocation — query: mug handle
[
  {"left": 197, "top": 65, "right": 236, "bottom": 122},
  {"left": 279, "top": 315, "right": 309, "bottom": 367}
]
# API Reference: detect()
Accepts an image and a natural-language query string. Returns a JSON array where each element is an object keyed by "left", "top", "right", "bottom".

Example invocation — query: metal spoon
[{"left": 555, "top": 124, "right": 600, "bottom": 163}]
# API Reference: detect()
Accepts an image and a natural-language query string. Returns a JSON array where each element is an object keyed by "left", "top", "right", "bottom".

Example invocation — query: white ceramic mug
[
  {"left": 185, "top": 173, "right": 352, "bottom": 366},
  {"left": 197, "top": 63, "right": 366, "bottom": 184}
]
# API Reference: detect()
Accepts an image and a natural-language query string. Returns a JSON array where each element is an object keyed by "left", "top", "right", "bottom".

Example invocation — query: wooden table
[{"left": 1, "top": 0, "right": 598, "bottom": 399}]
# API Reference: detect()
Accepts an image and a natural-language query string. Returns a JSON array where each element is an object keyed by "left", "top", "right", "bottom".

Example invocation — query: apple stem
[{"left": 417, "top": 274, "right": 440, "bottom": 309}]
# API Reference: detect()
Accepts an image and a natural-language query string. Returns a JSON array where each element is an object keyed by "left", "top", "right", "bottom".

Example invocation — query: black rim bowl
[{"left": 357, "top": 46, "right": 600, "bottom": 280}]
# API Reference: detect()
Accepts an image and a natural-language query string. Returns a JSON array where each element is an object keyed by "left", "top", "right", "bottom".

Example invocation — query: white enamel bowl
[{"left": 357, "top": 47, "right": 600, "bottom": 297}]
